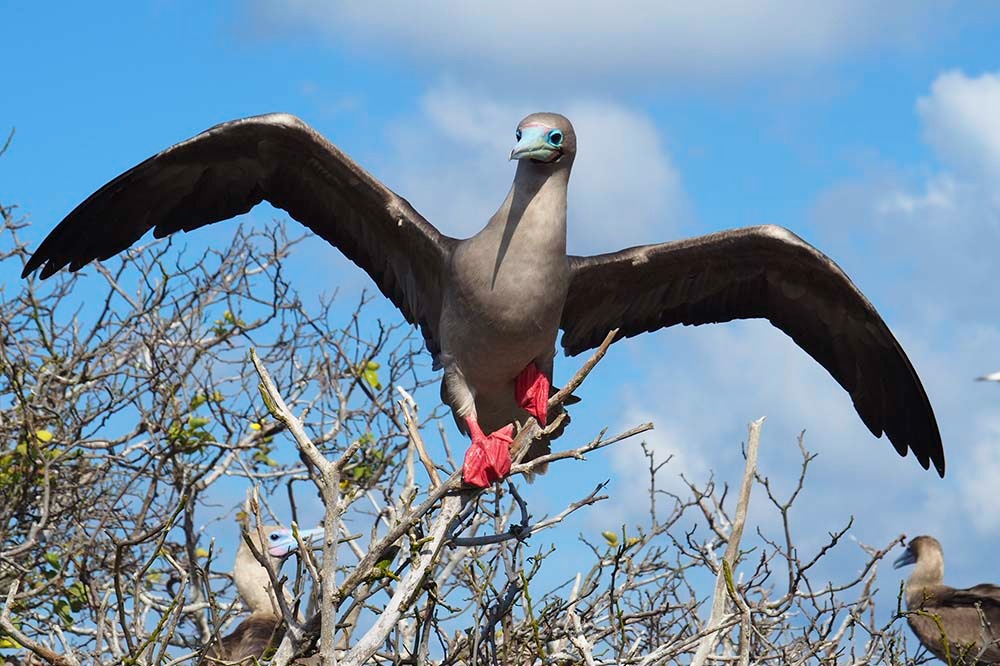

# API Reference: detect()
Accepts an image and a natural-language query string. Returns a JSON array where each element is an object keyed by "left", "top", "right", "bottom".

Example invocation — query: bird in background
[
  {"left": 207, "top": 525, "right": 323, "bottom": 663},
  {"left": 22, "top": 112, "right": 944, "bottom": 486},
  {"left": 894, "top": 535, "right": 1000, "bottom": 665}
]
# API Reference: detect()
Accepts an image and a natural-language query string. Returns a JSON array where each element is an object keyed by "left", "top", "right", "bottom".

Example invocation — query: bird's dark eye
[
  {"left": 269, "top": 533, "right": 280, "bottom": 541},
  {"left": 515, "top": 129, "right": 522, "bottom": 141},
  {"left": 548, "top": 130, "right": 563, "bottom": 147}
]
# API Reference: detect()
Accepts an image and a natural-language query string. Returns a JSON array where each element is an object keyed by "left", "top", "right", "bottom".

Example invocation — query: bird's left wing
[
  {"left": 560, "top": 224, "right": 943, "bottom": 475},
  {"left": 22, "top": 113, "right": 456, "bottom": 356}
]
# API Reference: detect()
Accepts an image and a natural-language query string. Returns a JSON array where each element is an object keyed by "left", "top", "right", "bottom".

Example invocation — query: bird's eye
[
  {"left": 269, "top": 533, "right": 280, "bottom": 541},
  {"left": 515, "top": 129, "right": 522, "bottom": 141},
  {"left": 548, "top": 130, "right": 563, "bottom": 147}
]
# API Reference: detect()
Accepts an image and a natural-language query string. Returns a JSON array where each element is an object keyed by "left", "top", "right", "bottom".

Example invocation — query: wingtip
[{"left": 21, "top": 255, "right": 43, "bottom": 279}]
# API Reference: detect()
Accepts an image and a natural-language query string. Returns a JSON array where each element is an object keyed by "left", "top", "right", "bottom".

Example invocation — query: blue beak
[
  {"left": 267, "top": 526, "right": 324, "bottom": 557},
  {"left": 510, "top": 126, "right": 561, "bottom": 163},
  {"left": 892, "top": 547, "right": 916, "bottom": 569}
]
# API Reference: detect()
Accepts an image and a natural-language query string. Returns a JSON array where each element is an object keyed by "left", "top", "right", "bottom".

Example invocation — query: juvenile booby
[
  {"left": 207, "top": 526, "right": 322, "bottom": 663},
  {"left": 895, "top": 535, "right": 1000, "bottom": 665},
  {"left": 22, "top": 112, "right": 945, "bottom": 485}
]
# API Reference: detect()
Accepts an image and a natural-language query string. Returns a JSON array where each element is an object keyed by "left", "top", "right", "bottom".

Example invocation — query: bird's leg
[
  {"left": 442, "top": 358, "right": 515, "bottom": 487},
  {"left": 515, "top": 361, "right": 550, "bottom": 426},
  {"left": 462, "top": 417, "right": 514, "bottom": 487}
]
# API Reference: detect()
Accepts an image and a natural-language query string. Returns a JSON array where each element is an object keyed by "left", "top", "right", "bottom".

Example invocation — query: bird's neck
[
  {"left": 234, "top": 549, "right": 284, "bottom": 616},
  {"left": 487, "top": 162, "right": 570, "bottom": 253},
  {"left": 905, "top": 555, "right": 945, "bottom": 608}
]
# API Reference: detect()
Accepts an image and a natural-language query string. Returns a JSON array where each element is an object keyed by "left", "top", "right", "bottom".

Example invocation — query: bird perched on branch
[
  {"left": 894, "top": 535, "right": 1000, "bottom": 665},
  {"left": 206, "top": 525, "right": 323, "bottom": 664},
  {"left": 23, "top": 112, "right": 944, "bottom": 485}
]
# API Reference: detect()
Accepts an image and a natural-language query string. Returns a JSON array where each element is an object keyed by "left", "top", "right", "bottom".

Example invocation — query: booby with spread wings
[{"left": 22, "top": 112, "right": 945, "bottom": 485}]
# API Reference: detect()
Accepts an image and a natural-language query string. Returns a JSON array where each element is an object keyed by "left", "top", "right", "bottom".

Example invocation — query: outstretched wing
[
  {"left": 23, "top": 113, "right": 456, "bottom": 355},
  {"left": 560, "top": 224, "right": 943, "bottom": 475}
]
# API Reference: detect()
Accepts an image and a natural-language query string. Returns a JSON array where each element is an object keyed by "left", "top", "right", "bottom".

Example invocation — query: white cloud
[
  {"left": 918, "top": 70, "right": 1000, "bottom": 185},
  {"left": 379, "top": 83, "right": 689, "bottom": 254},
  {"left": 251, "top": 1, "right": 946, "bottom": 84}
]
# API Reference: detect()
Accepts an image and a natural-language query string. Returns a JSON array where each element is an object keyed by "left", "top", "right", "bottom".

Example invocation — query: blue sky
[{"left": 6, "top": 0, "right": 1000, "bottom": 619}]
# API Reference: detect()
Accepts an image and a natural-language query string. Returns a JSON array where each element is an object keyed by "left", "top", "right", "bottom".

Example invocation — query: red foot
[
  {"left": 515, "top": 362, "right": 550, "bottom": 426},
  {"left": 462, "top": 417, "right": 514, "bottom": 487}
]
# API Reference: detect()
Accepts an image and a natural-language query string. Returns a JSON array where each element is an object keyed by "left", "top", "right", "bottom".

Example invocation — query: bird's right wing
[
  {"left": 22, "top": 113, "right": 456, "bottom": 356},
  {"left": 560, "top": 224, "right": 943, "bottom": 475}
]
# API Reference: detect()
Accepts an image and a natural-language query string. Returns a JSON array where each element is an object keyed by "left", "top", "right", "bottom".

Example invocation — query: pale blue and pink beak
[
  {"left": 510, "top": 124, "right": 565, "bottom": 163},
  {"left": 265, "top": 527, "right": 324, "bottom": 558}
]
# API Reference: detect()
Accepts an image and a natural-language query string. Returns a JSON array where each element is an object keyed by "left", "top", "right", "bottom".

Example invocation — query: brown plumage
[
  {"left": 22, "top": 112, "right": 944, "bottom": 479},
  {"left": 205, "top": 526, "right": 321, "bottom": 664},
  {"left": 895, "top": 535, "right": 1000, "bottom": 664}
]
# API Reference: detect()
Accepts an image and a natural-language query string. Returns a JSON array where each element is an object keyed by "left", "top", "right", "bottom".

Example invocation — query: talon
[
  {"left": 515, "top": 362, "right": 550, "bottom": 426},
  {"left": 462, "top": 418, "right": 514, "bottom": 487}
]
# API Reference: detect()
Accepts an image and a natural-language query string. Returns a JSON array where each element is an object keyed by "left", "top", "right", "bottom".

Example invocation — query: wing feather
[
  {"left": 560, "top": 224, "right": 943, "bottom": 475},
  {"left": 23, "top": 113, "right": 455, "bottom": 355}
]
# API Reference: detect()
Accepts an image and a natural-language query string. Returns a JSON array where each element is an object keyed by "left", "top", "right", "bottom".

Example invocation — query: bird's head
[
  {"left": 893, "top": 535, "right": 942, "bottom": 570},
  {"left": 260, "top": 526, "right": 324, "bottom": 559},
  {"left": 510, "top": 113, "right": 576, "bottom": 166}
]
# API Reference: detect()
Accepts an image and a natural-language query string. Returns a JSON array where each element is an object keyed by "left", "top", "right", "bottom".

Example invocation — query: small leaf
[
  {"left": 35, "top": 429, "right": 53, "bottom": 443},
  {"left": 44, "top": 552, "right": 61, "bottom": 569},
  {"left": 361, "top": 361, "right": 382, "bottom": 390},
  {"left": 602, "top": 531, "right": 619, "bottom": 547},
  {"left": 0, "top": 636, "right": 22, "bottom": 649},
  {"left": 196, "top": 548, "right": 210, "bottom": 558},
  {"left": 250, "top": 422, "right": 262, "bottom": 431},
  {"left": 54, "top": 599, "right": 72, "bottom": 624}
]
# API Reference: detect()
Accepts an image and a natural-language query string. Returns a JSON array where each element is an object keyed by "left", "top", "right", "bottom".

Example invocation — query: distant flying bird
[
  {"left": 895, "top": 535, "right": 1000, "bottom": 665},
  {"left": 22, "top": 112, "right": 944, "bottom": 485},
  {"left": 976, "top": 372, "right": 1000, "bottom": 382},
  {"left": 207, "top": 525, "right": 322, "bottom": 663}
]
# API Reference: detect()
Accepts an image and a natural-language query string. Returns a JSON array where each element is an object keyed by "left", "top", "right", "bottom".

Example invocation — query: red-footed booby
[
  {"left": 894, "top": 535, "right": 1000, "bottom": 665},
  {"left": 22, "top": 112, "right": 944, "bottom": 485},
  {"left": 207, "top": 526, "right": 322, "bottom": 663}
]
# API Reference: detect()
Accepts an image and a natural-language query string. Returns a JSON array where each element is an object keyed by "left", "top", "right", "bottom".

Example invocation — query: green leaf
[
  {"left": 44, "top": 552, "right": 61, "bottom": 569},
  {"left": 54, "top": 599, "right": 73, "bottom": 625},
  {"left": 187, "top": 416, "right": 210, "bottom": 429},
  {"left": 67, "top": 581, "right": 87, "bottom": 610},
  {"left": 361, "top": 361, "right": 382, "bottom": 390},
  {"left": 35, "top": 429, "right": 53, "bottom": 443},
  {"left": 602, "top": 531, "right": 619, "bottom": 547}
]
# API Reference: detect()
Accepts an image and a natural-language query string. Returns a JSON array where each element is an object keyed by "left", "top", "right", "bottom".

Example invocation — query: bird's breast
[{"left": 440, "top": 245, "right": 568, "bottom": 387}]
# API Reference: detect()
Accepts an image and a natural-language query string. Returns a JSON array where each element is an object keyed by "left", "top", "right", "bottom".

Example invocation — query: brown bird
[
  {"left": 895, "top": 535, "right": 1000, "bottom": 665},
  {"left": 206, "top": 525, "right": 322, "bottom": 664},
  {"left": 22, "top": 113, "right": 944, "bottom": 486}
]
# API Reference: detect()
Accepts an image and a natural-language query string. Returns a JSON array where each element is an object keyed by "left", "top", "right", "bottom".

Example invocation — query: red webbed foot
[
  {"left": 462, "top": 417, "right": 514, "bottom": 487},
  {"left": 515, "top": 362, "right": 550, "bottom": 426}
]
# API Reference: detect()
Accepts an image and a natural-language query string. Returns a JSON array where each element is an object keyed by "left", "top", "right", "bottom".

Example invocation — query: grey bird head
[
  {"left": 509, "top": 112, "right": 576, "bottom": 166},
  {"left": 233, "top": 525, "right": 324, "bottom": 615},
  {"left": 893, "top": 534, "right": 943, "bottom": 570}
]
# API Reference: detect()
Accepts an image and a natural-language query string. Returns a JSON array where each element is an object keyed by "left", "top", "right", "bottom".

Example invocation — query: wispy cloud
[
  {"left": 251, "top": 1, "right": 949, "bottom": 85},
  {"left": 918, "top": 70, "right": 1000, "bottom": 186}
]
